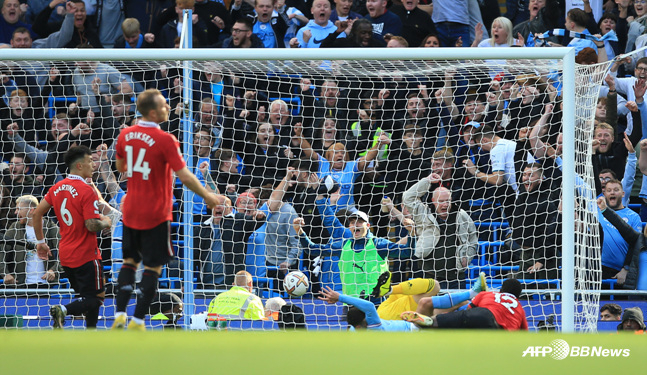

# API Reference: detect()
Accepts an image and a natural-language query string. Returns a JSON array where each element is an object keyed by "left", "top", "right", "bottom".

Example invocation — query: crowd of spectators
[{"left": 0, "top": 0, "right": 647, "bottom": 305}]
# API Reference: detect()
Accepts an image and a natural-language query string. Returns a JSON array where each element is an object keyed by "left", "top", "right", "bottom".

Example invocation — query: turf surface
[{"left": 1, "top": 330, "right": 644, "bottom": 374}]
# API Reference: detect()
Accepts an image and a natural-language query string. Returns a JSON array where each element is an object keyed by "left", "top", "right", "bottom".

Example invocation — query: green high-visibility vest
[
  {"left": 349, "top": 123, "right": 390, "bottom": 160},
  {"left": 340, "top": 238, "right": 389, "bottom": 298},
  {"left": 206, "top": 286, "right": 265, "bottom": 320}
]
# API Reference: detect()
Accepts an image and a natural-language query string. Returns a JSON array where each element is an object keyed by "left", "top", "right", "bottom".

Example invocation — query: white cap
[{"left": 348, "top": 210, "right": 370, "bottom": 223}]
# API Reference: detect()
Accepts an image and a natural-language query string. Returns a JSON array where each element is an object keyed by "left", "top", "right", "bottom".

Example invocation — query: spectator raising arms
[{"left": 290, "top": 0, "right": 336, "bottom": 48}]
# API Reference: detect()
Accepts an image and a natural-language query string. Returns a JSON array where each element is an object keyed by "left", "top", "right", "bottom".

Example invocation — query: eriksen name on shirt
[{"left": 124, "top": 132, "right": 156, "bottom": 147}]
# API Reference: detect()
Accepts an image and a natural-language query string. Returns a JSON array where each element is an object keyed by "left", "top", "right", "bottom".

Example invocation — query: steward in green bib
[
  {"left": 295, "top": 210, "right": 412, "bottom": 302},
  {"left": 207, "top": 271, "right": 265, "bottom": 320},
  {"left": 348, "top": 121, "right": 390, "bottom": 161}
]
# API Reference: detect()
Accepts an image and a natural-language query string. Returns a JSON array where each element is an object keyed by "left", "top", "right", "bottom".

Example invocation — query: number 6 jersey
[
  {"left": 116, "top": 121, "right": 186, "bottom": 230},
  {"left": 44, "top": 174, "right": 102, "bottom": 268}
]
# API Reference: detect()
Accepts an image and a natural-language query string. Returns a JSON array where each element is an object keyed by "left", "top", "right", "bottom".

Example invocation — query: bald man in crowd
[{"left": 403, "top": 176, "right": 478, "bottom": 289}]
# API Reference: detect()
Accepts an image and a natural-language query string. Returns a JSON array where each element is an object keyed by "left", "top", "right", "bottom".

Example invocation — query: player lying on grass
[
  {"left": 318, "top": 273, "right": 488, "bottom": 331},
  {"left": 376, "top": 273, "right": 487, "bottom": 320},
  {"left": 401, "top": 278, "right": 528, "bottom": 330},
  {"left": 297, "top": 186, "right": 481, "bottom": 319},
  {"left": 376, "top": 277, "right": 439, "bottom": 320}
]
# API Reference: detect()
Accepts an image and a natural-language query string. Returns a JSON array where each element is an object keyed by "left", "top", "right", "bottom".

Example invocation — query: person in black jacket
[
  {"left": 584, "top": 12, "right": 627, "bottom": 60},
  {"left": 239, "top": 122, "right": 291, "bottom": 185},
  {"left": 389, "top": 0, "right": 436, "bottom": 48},
  {"left": 306, "top": 118, "right": 343, "bottom": 156},
  {"left": 397, "top": 94, "right": 442, "bottom": 150},
  {"left": 593, "top": 121, "right": 641, "bottom": 182},
  {"left": 423, "top": 144, "right": 502, "bottom": 223},
  {"left": 203, "top": 194, "right": 265, "bottom": 286},
  {"left": 385, "top": 125, "right": 433, "bottom": 201},
  {"left": 320, "top": 18, "right": 384, "bottom": 47},
  {"left": 191, "top": 62, "right": 242, "bottom": 113},
  {"left": 267, "top": 99, "right": 299, "bottom": 148},
  {"left": 512, "top": 0, "right": 562, "bottom": 46},
  {"left": 501, "top": 163, "right": 561, "bottom": 279},
  {"left": 210, "top": 148, "right": 264, "bottom": 198},
  {"left": 113, "top": 18, "right": 159, "bottom": 48},
  {"left": 213, "top": 18, "right": 265, "bottom": 48},
  {"left": 112, "top": 18, "right": 161, "bottom": 90},
  {"left": 299, "top": 78, "right": 353, "bottom": 140},
  {"left": 501, "top": 74, "right": 549, "bottom": 141},
  {"left": 32, "top": 0, "right": 103, "bottom": 48},
  {"left": 159, "top": 0, "right": 210, "bottom": 47},
  {"left": 0, "top": 89, "right": 46, "bottom": 156},
  {"left": 6, "top": 113, "right": 92, "bottom": 189},
  {"left": 194, "top": 0, "right": 231, "bottom": 43},
  {"left": 91, "top": 93, "right": 135, "bottom": 147}
]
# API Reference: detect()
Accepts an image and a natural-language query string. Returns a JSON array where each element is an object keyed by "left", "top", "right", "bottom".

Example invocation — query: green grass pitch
[{"left": 1, "top": 330, "right": 644, "bottom": 374}]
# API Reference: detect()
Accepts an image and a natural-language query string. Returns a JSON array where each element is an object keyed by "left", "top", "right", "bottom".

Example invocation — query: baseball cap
[
  {"left": 463, "top": 121, "right": 481, "bottom": 130},
  {"left": 348, "top": 210, "right": 370, "bottom": 223}
]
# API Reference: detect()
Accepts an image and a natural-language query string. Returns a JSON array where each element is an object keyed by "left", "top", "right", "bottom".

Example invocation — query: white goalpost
[{"left": 0, "top": 44, "right": 607, "bottom": 332}]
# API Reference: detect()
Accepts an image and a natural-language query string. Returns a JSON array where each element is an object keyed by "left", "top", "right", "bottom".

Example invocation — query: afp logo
[
  {"left": 549, "top": 339, "right": 570, "bottom": 360},
  {"left": 522, "top": 339, "right": 569, "bottom": 360},
  {"left": 522, "top": 339, "right": 630, "bottom": 360}
]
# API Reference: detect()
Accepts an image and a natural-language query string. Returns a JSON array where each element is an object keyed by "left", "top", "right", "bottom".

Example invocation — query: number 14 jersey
[
  {"left": 44, "top": 175, "right": 101, "bottom": 268},
  {"left": 116, "top": 121, "right": 186, "bottom": 230}
]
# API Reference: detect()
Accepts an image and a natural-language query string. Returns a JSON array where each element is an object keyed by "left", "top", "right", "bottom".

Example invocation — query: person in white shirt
[{"left": 465, "top": 125, "right": 519, "bottom": 192}]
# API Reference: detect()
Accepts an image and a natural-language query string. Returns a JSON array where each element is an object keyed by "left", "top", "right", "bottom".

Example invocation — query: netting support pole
[
  {"left": 180, "top": 9, "right": 196, "bottom": 329},
  {"left": 561, "top": 48, "right": 576, "bottom": 333}
]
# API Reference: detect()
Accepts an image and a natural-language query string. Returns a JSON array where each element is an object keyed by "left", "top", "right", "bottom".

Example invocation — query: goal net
[{"left": 0, "top": 47, "right": 608, "bottom": 332}]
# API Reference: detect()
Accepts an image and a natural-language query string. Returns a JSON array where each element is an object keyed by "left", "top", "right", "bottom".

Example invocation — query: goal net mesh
[{"left": 0, "top": 52, "right": 609, "bottom": 331}]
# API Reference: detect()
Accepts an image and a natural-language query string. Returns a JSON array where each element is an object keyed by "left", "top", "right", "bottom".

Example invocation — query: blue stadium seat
[
  {"left": 55, "top": 278, "right": 71, "bottom": 289},
  {"left": 467, "top": 240, "right": 507, "bottom": 279},
  {"left": 159, "top": 265, "right": 181, "bottom": 289},
  {"left": 601, "top": 279, "right": 618, "bottom": 300},
  {"left": 47, "top": 95, "right": 76, "bottom": 120}
]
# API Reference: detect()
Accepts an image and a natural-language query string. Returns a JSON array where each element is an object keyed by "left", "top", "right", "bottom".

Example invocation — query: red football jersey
[
  {"left": 471, "top": 291, "right": 529, "bottom": 331},
  {"left": 115, "top": 121, "right": 186, "bottom": 230},
  {"left": 44, "top": 175, "right": 102, "bottom": 268}
]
